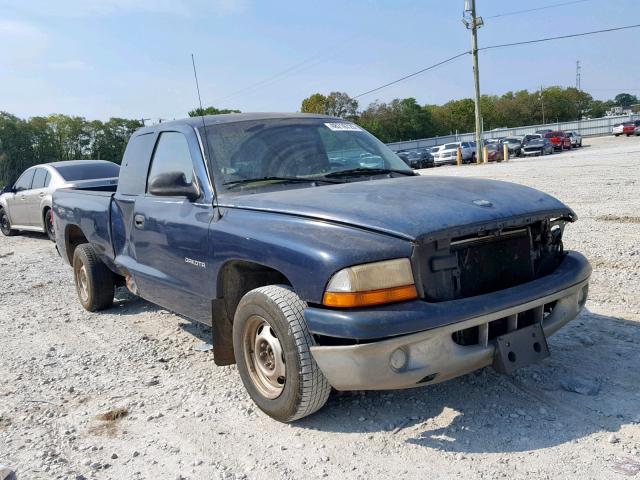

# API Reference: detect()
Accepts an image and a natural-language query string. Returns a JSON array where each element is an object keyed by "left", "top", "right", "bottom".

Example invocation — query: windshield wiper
[
  {"left": 223, "top": 176, "right": 342, "bottom": 189},
  {"left": 323, "top": 168, "right": 416, "bottom": 178}
]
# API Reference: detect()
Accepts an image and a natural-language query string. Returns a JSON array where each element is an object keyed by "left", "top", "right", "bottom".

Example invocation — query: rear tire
[
  {"left": 233, "top": 285, "right": 331, "bottom": 422},
  {"left": 0, "top": 208, "right": 16, "bottom": 236},
  {"left": 72, "top": 244, "right": 114, "bottom": 311},
  {"left": 43, "top": 208, "right": 55, "bottom": 242}
]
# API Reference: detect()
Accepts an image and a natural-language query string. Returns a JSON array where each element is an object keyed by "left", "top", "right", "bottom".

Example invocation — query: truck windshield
[{"left": 199, "top": 118, "right": 412, "bottom": 192}]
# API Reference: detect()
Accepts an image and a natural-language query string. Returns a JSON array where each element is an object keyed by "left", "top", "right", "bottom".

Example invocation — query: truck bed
[{"left": 53, "top": 188, "right": 116, "bottom": 267}]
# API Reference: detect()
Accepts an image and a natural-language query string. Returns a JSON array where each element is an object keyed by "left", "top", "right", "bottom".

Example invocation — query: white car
[
  {"left": 612, "top": 123, "right": 625, "bottom": 136},
  {"left": 433, "top": 142, "right": 476, "bottom": 165},
  {"left": 0, "top": 160, "right": 119, "bottom": 241},
  {"left": 567, "top": 131, "right": 583, "bottom": 147}
]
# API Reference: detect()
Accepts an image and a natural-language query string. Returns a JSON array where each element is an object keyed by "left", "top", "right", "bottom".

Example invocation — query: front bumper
[{"left": 308, "top": 251, "right": 590, "bottom": 391}]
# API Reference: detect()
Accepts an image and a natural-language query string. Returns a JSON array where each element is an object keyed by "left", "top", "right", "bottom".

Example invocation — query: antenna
[{"left": 191, "top": 53, "right": 220, "bottom": 205}]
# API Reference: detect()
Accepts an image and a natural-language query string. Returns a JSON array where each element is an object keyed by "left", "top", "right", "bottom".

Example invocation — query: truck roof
[{"left": 135, "top": 112, "right": 341, "bottom": 135}]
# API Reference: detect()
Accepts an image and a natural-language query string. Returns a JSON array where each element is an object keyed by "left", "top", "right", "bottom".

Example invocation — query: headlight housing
[{"left": 323, "top": 258, "right": 418, "bottom": 308}]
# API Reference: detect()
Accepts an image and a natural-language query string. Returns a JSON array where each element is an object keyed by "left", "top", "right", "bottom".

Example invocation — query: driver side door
[
  {"left": 7, "top": 168, "right": 36, "bottom": 227},
  {"left": 130, "top": 128, "right": 215, "bottom": 323}
]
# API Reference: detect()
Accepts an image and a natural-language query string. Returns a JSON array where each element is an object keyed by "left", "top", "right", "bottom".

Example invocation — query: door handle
[
  {"left": 134, "top": 214, "right": 145, "bottom": 229},
  {"left": 39, "top": 192, "right": 45, "bottom": 198}
]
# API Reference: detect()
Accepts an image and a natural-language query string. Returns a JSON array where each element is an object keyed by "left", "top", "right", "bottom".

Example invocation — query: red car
[{"left": 545, "top": 131, "right": 572, "bottom": 151}]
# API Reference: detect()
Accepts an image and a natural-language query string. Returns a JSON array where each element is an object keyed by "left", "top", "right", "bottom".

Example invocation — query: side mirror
[
  {"left": 148, "top": 171, "right": 200, "bottom": 201},
  {"left": 1, "top": 185, "right": 15, "bottom": 194}
]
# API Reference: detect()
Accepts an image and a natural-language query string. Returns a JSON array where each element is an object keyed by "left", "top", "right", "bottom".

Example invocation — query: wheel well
[
  {"left": 212, "top": 260, "right": 292, "bottom": 366},
  {"left": 65, "top": 225, "right": 88, "bottom": 264},
  {"left": 42, "top": 206, "right": 51, "bottom": 225},
  {"left": 219, "top": 260, "right": 291, "bottom": 324}
]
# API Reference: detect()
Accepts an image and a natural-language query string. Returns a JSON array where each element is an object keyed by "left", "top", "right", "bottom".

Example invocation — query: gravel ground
[{"left": 1, "top": 135, "right": 639, "bottom": 480}]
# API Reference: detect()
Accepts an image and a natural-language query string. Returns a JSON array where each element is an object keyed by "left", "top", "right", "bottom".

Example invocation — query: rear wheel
[
  {"left": 233, "top": 285, "right": 331, "bottom": 422},
  {"left": 0, "top": 208, "right": 16, "bottom": 236},
  {"left": 72, "top": 244, "right": 114, "bottom": 311},
  {"left": 43, "top": 208, "right": 55, "bottom": 242}
]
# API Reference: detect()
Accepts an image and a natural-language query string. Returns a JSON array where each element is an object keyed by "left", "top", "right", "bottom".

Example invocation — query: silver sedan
[{"left": 0, "top": 160, "right": 119, "bottom": 241}]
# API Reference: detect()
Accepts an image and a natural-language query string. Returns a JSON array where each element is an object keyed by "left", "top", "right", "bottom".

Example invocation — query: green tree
[
  {"left": 301, "top": 93, "right": 328, "bottom": 114},
  {"left": 325, "top": 92, "right": 358, "bottom": 119},
  {"left": 188, "top": 106, "right": 240, "bottom": 117},
  {"left": 357, "top": 98, "right": 434, "bottom": 143},
  {"left": 90, "top": 118, "right": 143, "bottom": 164},
  {"left": 301, "top": 92, "right": 358, "bottom": 119},
  {"left": 614, "top": 93, "right": 638, "bottom": 108}
]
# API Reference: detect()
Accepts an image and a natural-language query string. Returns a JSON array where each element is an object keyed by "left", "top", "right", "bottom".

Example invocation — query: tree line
[
  {"left": 0, "top": 113, "right": 142, "bottom": 186},
  {"left": 301, "top": 89, "right": 638, "bottom": 143},
  {"left": 0, "top": 89, "right": 636, "bottom": 185}
]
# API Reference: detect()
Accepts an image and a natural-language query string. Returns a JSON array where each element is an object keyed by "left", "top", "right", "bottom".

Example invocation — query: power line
[
  {"left": 350, "top": 23, "right": 640, "bottom": 100},
  {"left": 479, "top": 24, "right": 640, "bottom": 51},
  {"left": 485, "top": 0, "right": 590, "bottom": 19},
  {"left": 353, "top": 51, "right": 470, "bottom": 99},
  {"left": 210, "top": 33, "right": 361, "bottom": 105}
]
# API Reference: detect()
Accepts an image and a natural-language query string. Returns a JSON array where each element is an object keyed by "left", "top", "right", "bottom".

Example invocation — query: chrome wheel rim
[
  {"left": 243, "top": 315, "right": 285, "bottom": 399},
  {"left": 76, "top": 264, "right": 89, "bottom": 303}
]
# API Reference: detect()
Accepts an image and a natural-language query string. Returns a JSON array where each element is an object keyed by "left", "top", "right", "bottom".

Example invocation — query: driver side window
[
  {"left": 147, "top": 132, "right": 194, "bottom": 194},
  {"left": 14, "top": 169, "right": 35, "bottom": 192}
]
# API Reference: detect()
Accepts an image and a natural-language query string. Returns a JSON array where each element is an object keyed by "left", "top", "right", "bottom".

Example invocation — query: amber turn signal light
[{"left": 323, "top": 284, "right": 418, "bottom": 308}]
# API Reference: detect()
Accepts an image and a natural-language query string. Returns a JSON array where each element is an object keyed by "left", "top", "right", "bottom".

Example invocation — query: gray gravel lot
[{"left": 1, "top": 135, "right": 639, "bottom": 479}]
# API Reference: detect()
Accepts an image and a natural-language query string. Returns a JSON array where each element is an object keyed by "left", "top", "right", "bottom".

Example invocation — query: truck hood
[{"left": 220, "top": 176, "right": 574, "bottom": 241}]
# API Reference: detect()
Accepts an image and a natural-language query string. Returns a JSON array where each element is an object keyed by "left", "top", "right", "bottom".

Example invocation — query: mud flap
[
  {"left": 212, "top": 299, "right": 235, "bottom": 366},
  {"left": 493, "top": 323, "right": 549, "bottom": 374}
]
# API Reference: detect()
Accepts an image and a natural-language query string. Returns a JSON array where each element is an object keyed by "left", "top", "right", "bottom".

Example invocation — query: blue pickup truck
[{"left": 53, "top": 113, "right": 591, "bottom": 422}]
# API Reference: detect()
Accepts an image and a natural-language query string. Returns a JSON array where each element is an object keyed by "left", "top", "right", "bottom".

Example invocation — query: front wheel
[
  {"left": 233, "top": 285, "right": 331, "bottom": 422},
  {"left": 72, "top": 244, "right": 114, "bottom": 311},
  {"left": 0, "top": 208, "right": 16, "bottom": 236}
]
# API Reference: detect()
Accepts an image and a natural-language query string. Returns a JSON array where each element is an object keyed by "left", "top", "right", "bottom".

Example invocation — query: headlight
[{"left": 323, "top": 258, "right": 418, "bottom": 308}]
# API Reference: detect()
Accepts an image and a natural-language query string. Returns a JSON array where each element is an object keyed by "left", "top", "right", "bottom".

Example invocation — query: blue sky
[{"left": 0, "top": 0, "right": 637, "bottom": 121}]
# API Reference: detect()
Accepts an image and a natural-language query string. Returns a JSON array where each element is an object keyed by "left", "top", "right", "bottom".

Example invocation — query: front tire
[
  {"left": 72, "top": 244, "right": 114, "bottom": 311},
  {"left": 233, "top": 285, "right": 331, "bottom": 422},
  {"left": 0, "top": 208, "right": 16, "bottom": 236}
]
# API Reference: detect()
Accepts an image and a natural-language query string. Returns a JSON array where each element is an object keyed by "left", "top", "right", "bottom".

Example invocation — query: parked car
[
  {"left": 0, "top": 160, "right": 120, "bottom": 241},
  {"left": 567, "top": 131, "right": 583, "bottom": 147},
  {"left": 522, "top": 138, "right": 554, "bottom": 156},
  {"left": 635, "top": 125, "right": 640, "bottom": 136},
  {"left": 522, "top": 134, "right": 543, "bottom": 146},
  {"left": 415, "top": 148, "right": 435, "bottom": 168},
  {"left": 397, "top": 149, "right": 433, "bottom": 169},
  {"left": 433, "top": 141, "right": 475, "bottom": 165},
  {"left": 544, "top": 131, "right": 572, "bottom": 151},
  {"left": 53, "top": 113, "right": 591, "bottom": 422},
  {"left": 485, "top": 143, "right": 504, "bottom": 162},
  {"left": 502, "top": 137, "right": 522, "bottom": 157},
  {"left": 612, "top": 123, "right": 625, "bottom": 136},
  {"left": 397, "top": 150, "right": 418, "bottom": 169},
  {"left": 536, "top": 129, "right": 553, "bottom": 135}
]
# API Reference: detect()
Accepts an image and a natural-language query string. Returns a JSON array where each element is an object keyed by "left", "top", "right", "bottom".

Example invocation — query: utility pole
[
  {"left": 540, "top": 85, "right": 546, "bottom": 125},
  {"left": 575, "top": 60, "right": 581, "bottom": 90},
  {"left": 463, "top": 0, "right": 484, "bottom": 162}
]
